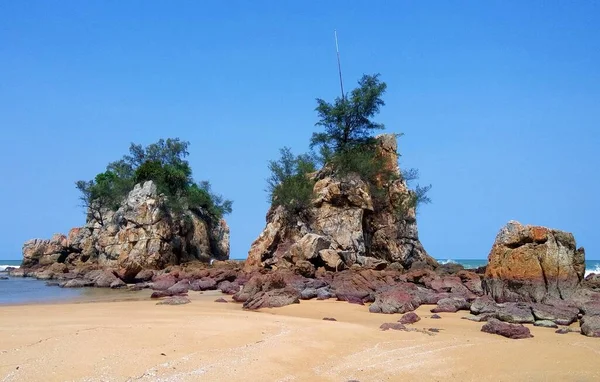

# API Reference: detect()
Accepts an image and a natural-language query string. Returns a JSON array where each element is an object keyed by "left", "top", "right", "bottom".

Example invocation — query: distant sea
[
  {"left": 2, "top": 258, "right": 600, "bottom": 305},
  {"left": 437, "top": 258, "right": 600, "bottom": 278}
]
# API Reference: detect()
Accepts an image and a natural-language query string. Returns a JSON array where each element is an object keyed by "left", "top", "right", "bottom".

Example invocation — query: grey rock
[
  {"left": 580, "top": 315, "right": 600, "bottom": 337},
  {"left": 533, "top": 320, "right": 559, "bottom": 328},
  {"left": 156, "top": 296, "right": 191, "bottom": 305}
]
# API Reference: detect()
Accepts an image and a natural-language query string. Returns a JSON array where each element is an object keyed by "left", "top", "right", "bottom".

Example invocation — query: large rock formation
[
  {"left": 245, "top": 134, "right": 437, "bottom": 272},
  {"left": 483, "top": 221, "right": 585, "bottom": 303},
  {"left": 21, "top": 181, "right": 230, "bottom": 281}
]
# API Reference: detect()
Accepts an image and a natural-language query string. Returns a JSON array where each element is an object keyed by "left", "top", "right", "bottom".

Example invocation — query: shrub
[{"left": 76, "top": 138, "right": 231, "bottom": 224}]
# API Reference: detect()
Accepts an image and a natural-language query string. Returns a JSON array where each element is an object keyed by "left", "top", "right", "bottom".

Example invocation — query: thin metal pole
[{"left": 334, "top": 30, "right": 345, "bottom": 100}]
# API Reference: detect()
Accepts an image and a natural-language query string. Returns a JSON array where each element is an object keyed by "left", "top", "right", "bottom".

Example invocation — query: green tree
[
  {"left": 76, "top": 138, "right": 231, "bottom": 224},
  {"left": 267, "top": 73, "right": 431, "bottom": 219},
  {"left": 267, "top": 147, "right": 317, "bottom": 215},
  {"left": 310, "top": 74, "right": 387, "bottom": 155}
]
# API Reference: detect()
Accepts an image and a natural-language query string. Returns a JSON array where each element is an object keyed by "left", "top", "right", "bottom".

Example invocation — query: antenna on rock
[{"left": 334, "top": 30, "right": 345, "bottom": 100}]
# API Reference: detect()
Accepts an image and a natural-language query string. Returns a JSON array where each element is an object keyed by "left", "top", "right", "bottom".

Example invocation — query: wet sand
[{"left": 1, "top": 291, "right": 599, "bottom": 381}]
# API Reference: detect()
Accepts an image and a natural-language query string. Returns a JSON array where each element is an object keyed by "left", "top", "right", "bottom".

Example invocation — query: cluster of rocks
[
  {"left": 16, "top": 181, "right": 230, "bottom": 283},
  {"left": 244, "top": 135, "right": 437, "bottom": 274},
  {"left": 8, "top": 135, "right": 600, "bottom": 340}
]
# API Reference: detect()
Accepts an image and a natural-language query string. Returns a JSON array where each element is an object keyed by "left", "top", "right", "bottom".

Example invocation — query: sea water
[
  {"left": 0, "top": 260, "right": 82, "bottom": 304},
  {"left": 437, "top": 258, "right": 600, "bottom": 277}
]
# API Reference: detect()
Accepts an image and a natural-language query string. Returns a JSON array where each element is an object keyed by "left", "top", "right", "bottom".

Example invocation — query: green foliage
[
  {"left": 267, "top": 147, "right": 317, "bottom": 215},
  {"left": 310, "top": 74, "right": 387, "bottom": 154},
  {"left": 267, "top": 73, "right": 431, "bottom": 218},
  {"left": 76, "top": 138, "right": 232, "bottom": 224}
]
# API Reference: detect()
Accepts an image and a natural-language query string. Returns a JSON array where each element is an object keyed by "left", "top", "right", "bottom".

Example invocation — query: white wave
[
  {"left": 0, "top": 265, "right": 19, "bottom": 272},
  {"left": 438, "top": 259, "right": 458, "bottom": 265},
  {"left": 585, "top": 264, "right": 600, "bottom": 278}
]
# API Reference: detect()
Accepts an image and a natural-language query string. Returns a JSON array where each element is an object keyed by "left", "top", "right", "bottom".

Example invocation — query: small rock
[
  {"left": 462, "top": 313, "right": 496, "bottom": 322},
  {"left": 555, "top": 327, "right": 574, "bottom": 334},
  {"left": 156, "top": 296, "right": 191, "bottom": 305},
  {"left": 398, "top": 312, "right": 421, "bottom": 324},
  {"left": 431, "top": 314, "right": 442, "bottom": 319},
  {"left": 380, "top": 323, "right": 406, "bottom": 331},
  {"left": 214, "top": 298, "right": 228, "bottom": 303},
  {"left": 0, "top": 276, "right": 9, "bottom": 280},
  {"left": 150, "top": 290, "right": 187, "bottom": 299},
  {"left": 533, "top": 320, "right": 558, "bottom": 329},
  {"left": 322, "top": 317, "right": 337, "bottom": 321},
  {"left": 428, "top": 328, "right": 441, "bottom": 333}
]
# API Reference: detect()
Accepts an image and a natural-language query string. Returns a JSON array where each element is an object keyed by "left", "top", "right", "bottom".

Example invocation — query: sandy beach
[{"left": 1, "top": 291, "right": 598, "bottom": 382}]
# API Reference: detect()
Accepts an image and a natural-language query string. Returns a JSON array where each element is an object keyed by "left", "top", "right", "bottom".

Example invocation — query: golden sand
[{"left": 1, "top": 291, "right": 599, "bottom": 381}]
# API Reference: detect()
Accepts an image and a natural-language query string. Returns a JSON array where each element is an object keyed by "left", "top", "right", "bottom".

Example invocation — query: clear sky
[{"left": 1, "top": 1, "right": 598, "bottom": 261}]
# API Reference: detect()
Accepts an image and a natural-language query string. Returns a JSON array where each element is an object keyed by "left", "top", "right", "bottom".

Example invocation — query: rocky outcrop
[
  {"left": 245, "top": 134, "right": 437, "bottom": 273},
  {"left": 483, "top": 221, "right": 585, "bottom": 303},
  {"left": 19, "top": 181, "right": 230, "bottom": 282}
]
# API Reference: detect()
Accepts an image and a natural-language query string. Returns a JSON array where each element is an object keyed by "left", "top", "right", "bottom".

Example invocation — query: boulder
[
  {"left": 22, "top": 234, "right": 68, "bottom": 268},
  {"left": 190, "top": 277, "right": 217, "bottom": 291},
  {"left": 398, "top": 312, "right": 421, "bottom": 324},
  {"left": 242, "top": 287, "right": 300, "bottom": 310},
  {"left": 369, "top": 290, "right": 420, "bottom": 314},
  {"left": 300, "top": 288, "right": 318, "bottom": 300},
  {"left": 481, "top": 318, "right": 533, "bottom": 339},
  {"left": 167, "top": 280, "right": 190, "bottom": 294},
  {"left": 134, "top": 269, "right": 155, "bottom": 283},
  {"left": 496, "top": 303, "right": 535, "bottom": 324},
  {"left": 484, "top": 221, "right": 585, "bottom": 302},
  {"left": 580, "top": 315, "right": 600, "bottom": 337},
  {"left": 217, "top": 280, "right": 240, "bottom": 295},
  {"left": 89, "top": 270, "right": 121, "bottom": 288},
  {"left": 151, "top": 273, "right": 177, "bottom": 290},
  {"left": 431, "top": 297, "right": 470, "bottom": 313},
  {"left": 583, "top": 273, "right": 600, "bottom": 290},
  {"left": 470, "top": 295, "right": 498, "bottom": 315},
  {"left": 531, "top": 303, "right": 579, "bottom": 326}
]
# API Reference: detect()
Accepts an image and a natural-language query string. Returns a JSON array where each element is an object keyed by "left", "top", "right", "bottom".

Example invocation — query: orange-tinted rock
[{"left": 484, "top": 221, "right": 585, "bottom": 303}]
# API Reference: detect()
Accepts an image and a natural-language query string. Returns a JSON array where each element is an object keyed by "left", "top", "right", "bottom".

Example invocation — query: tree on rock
[
  {"left": 267, "top": 74, "right": 430, "bottom": 218},
  {"left": 76, "top": 138, "right": 232, "bottom": 225},
  {"left": 311, "top": 74, "right": 387, "bottom": 154}
]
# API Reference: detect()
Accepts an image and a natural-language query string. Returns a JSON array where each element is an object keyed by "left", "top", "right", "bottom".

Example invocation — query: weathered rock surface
[
  {"left": 580, "top": 315, "right": 600, "bottom": 337},
  {"left": 398, "top": 312, "right": 421, "bottom": 324},
  {"left": 369, "top": 289, "right": 420, "bottom": 314},
  {"left": 245, "top": 135, "right": 437, "bottom": 273},
  {"left": 484, "top": 221, "right": 585, "bottom": 303},
  {"left": 156, "top": 296, "right": 191, "bottom": 305},
  {"left": 18, "top": 181, "right": 230, "bottom": 283},
  {"left": 533, "top": 320, "right": 558, "bottom": 328},
  {"left": 481, "top": 318, "right": 533, "bottom": 339},
  {"left": 380, "top": 323, "right": 406, "bottom": 331}
]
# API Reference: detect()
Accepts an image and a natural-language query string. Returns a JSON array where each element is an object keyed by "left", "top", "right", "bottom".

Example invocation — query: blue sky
[{"left": 1, "top": 1, "right": 598, "bottom": 261}]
